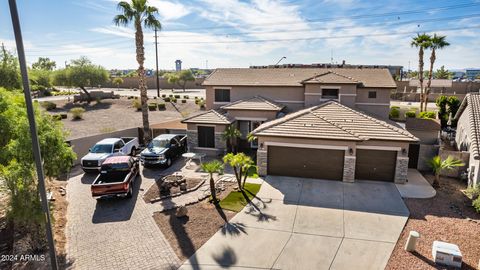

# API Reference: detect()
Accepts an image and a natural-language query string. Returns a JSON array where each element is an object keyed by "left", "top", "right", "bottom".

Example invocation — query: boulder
[{"left": 176, "top": 205, "right": 188, "bottom": 217}]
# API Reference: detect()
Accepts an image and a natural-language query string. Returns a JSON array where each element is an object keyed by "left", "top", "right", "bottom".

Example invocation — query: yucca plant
[
  {"left": 428, "top": 155, "right": 464, "bottom": 187},
  {"left": 201, "top": 160, "right": 224, "bottom": 203}
]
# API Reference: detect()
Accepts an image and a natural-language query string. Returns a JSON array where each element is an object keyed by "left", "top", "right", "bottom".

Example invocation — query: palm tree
[
  {"left": 223, "top": 153, "right": 254, "bottom": 190},
  {"left": 425, "top": 34, "right": 449, "bottom": 112},
  {"left": 428, "top": 155, "right": 464, "bottom": 187},
  {"left": 201, "top": 160, "right": 224, "bottom": 203},
  {"left": 411, "top": 33, "right": 431, "bottom": 112},
  {"left": 222, "top": 125, "right": 241, "bottom": 153},
  {"left": 113, "top": 0, "right": 161, "bottom": 144}
]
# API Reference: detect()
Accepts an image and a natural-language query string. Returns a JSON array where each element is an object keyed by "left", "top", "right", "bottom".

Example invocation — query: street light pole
[
  {"left": 154, "top": 27, "right": 160, "bottom": 97},
  {"left": 8, "top": 1, "right": 58, "bottom": 269}
]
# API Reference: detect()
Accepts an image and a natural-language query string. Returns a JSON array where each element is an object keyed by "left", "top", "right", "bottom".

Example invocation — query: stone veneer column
[
  {"left": 394, "top": 156, "right": 409, "bottom": 184},
  {"left": 186, "top": 130, "right": 198, "bottom": 151},
  {"left": 257, "top": 149, "right": 268, "bottom": 176},
  {"left": 214, "top": 133, "right": 226, "bottom": 152},
  {"left": 343, "top": 155, "right": 356, "bottom": 182}
]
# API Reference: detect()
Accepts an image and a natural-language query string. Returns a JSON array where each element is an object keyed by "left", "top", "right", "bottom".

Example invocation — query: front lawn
[{"left": 218, "top": 182, "right": 262, "bottom": 212}]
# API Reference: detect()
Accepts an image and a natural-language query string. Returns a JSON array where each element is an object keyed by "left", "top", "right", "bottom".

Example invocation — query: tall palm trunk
[
  {"left": 418, "top": 48, "right": 424, "bottom": 112},
  {"left": 135, "top": 20, "right": 151, "bottom": 143},
  {"left": 425, "top": 48, "right": 436, "bottom": 112}
]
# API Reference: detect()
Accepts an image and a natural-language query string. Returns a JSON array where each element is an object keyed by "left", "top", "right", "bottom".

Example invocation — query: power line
[
  {"left": 22, "top": 13, "right": 480, "bottom": 54},
  {"left": 14, "top": 1, "right": 480, "bottom": 49},
  {"left": 23, "top": 25, "right": 480, "bottom": 57}
]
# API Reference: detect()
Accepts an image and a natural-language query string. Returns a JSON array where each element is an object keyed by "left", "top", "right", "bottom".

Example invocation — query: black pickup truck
[{"left": 139, "top": 134, "right": 187, "bottom": 167}]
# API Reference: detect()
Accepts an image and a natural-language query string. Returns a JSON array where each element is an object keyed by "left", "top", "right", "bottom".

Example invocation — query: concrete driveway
[{"left": 180, "top": 176, "right": 409, "bottom": 270}]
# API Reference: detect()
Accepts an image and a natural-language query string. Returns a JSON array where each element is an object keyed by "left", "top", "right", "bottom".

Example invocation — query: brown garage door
[
  {"left": 355, "top": 149, "right": 397, "bottom": 182},
  {"left": 268, "top": 146, "right": 345, "bottom": 180}
]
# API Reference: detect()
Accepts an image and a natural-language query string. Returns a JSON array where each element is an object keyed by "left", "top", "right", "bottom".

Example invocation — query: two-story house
[{"left": 182, "top": 67, "right": 418, "bottom": 184}]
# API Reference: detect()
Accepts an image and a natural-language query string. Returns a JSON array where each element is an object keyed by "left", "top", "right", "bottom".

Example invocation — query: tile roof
[
  {"left": 181, "top": 109, "right": 234, "bottom": 125},
  {"left": 252, "top": 101, "right": 418, "bottom": 142},
  {"left": 302, "top": 71, "right": 360, "bottom": 84},
  {"left": 454, "top": 93, "right": 480, "bottom": 160},
  {"left": 203, "top": 68, "right": 396, "bottom": 88},
  {"left": 220, "top": 96, "right": 285, "bottom": 111}
]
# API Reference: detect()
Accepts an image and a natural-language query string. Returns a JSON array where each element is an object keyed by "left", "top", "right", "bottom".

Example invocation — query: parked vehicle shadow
[
  {"left": 91, "top": 175, "right": 141, "bottom": 223},
  {"left": 80, "top": 172, "right": 97, "bottom": 185}
]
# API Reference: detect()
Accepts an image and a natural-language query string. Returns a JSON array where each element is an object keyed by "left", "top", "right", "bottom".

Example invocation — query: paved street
[
  {"left": 66, "top": 165, "right": 183, "bottom": 270},
  {"left": 180, "top": 176, "right": 410, "bottom": 270}
]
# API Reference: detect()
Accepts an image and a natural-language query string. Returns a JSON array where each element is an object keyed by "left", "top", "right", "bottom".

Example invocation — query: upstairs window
[
  {"left": 215, "top": 89, "right": 230, "bottom": 102},
  {"left": 321, "top": 88, "right": 339, "bottom": 99},
  {"left": 368, "top": 91, "right": 377, "bottom": 99}
]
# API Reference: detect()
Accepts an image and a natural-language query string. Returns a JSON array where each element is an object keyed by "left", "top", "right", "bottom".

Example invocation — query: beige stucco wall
[
  {"left": 206, "top": 85, "right": 304, "bottom": 111},
  {"left": 226, "top": 110, "right": 278, "bottom": 120},
  {"left": 355, "top": 88, "right": 391, "bottom": 103},
  {"left": 355, "top": 104, "right": 390, "bottom": 120},
  {"left": 304, "top": 84, "right": 357, "bottom": 107},
  {"left": 186, "top": 123, "right": 227, "bottom": 132},
  {"left": 455, "top": 107, "right": 471, "bottom": 152}
]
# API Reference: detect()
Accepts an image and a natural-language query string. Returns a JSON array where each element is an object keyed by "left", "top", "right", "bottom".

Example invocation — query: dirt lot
[
  {"left": 45, "top": 97, "right": 200, "bottom": 140},
  {"left": 386, "top": 175, "right": 480, "bottom": 270},
  {"left": 153, "top": 182, "right": 237, "bottom": 261}
]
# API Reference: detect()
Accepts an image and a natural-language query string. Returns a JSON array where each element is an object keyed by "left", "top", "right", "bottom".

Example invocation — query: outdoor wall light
[
  {"left": 260, "top": 143, "right": 264, "bottom": 149},
  {"left": 402, "top": 148, "right": 407, "bottom": 155},
  {"left": 349, "top": 147, "right": 354, "bottom": 155}
]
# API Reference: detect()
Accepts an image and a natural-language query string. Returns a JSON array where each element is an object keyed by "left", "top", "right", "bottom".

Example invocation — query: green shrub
[
  {"left": 164, "top": 97, "right": 171, "bottom": 102},
  {"left": 148, "top": 103, "right": 157, "bottom": 111},
  {"left": 419, "top": 111, "right": 436, "bottom": 119},
  {"left": 174, "top": 94, "right": 181, "bottom": 99},
  {"left": 52, "top": 114, "right": 62, "bottom": 121},
  {"left": 40, "top": 101, "right": 56, "bottom": 111},
  {"left": 194, "top": 99, "right": 199, "bottom": 104},
  {"left": 70, "top": 107, "right": 85, "bottom": 120},
  {"left": 157, "top": 103, "right": 166, "bottom": 110},
  {"left": 391, "top": 106, "right": 400, "bottom": 109},
  {"left": 194, "top": 96, "right": 199, "bottom": 100},
  {"left": 183, "top": 95, "right": 189, "bottom": 99},
  {"left": 405, "top": 110, "right": 416, "bottom": 118},
  {"left": 181, "top": 99, "right": 187, "bottom": 103},
  {"left": 389, "top": 107, "right": 400, "bottom": 119},
  {"left": 198, "top": 100, "right": 205, "bottom": 109},
  {"left": 132, "top": 99, "right": 142, "bottom": 111},
  {"left": 169, "top": 94, "right": 173, "bottom": 97},
  {"left": 153, "top": 96, "right": 157, "bottom": 99},
  {"left": 161, "top": 94, "right": 166, "bottom": 98},
  {"left": 60, "top": 113, "right": 67, "bottom": 119},
  {"left": 473, "top": 197, "right": 480, "bottom": 213},
  {"left": 171, "top": 97, "right": 177, "bottom": 103}
]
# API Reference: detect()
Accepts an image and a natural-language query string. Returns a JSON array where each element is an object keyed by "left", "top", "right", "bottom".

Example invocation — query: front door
[{"left": 250, "top": 121, "right": 262, "bottom": 148}]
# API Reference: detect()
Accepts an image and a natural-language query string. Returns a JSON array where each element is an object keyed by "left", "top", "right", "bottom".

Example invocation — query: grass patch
[{"left": 218, "top": 183, "right": 261, "bottom": 212}]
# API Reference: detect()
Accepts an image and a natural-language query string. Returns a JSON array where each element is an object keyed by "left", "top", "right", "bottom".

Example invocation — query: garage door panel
[
  {"left": 355, "top": 149, "right": 396, "bottom": 182},
  {"left": 268, "top": 146, "right": 344, "bottom": 180}
]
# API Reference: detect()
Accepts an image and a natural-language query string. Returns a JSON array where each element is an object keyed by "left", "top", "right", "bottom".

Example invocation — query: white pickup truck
[{"left": 81, "top": 137, "right": 139, "bottom": 173}]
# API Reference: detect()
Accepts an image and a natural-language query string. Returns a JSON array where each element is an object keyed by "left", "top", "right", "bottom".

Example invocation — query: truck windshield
[
  {"left": 91, "top": 144, "right": 112, "bottom": 153},
  {"left": 148, "top": 139, "right": 169, "bottom": 149}
]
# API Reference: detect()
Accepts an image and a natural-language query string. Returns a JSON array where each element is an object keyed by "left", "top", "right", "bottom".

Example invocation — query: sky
[{"left": 0, "top": 0, "right": 479, "bottom": 71}]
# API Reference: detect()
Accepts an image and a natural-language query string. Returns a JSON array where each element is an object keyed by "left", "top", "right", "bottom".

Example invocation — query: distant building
[
  {"left": 466, "top": 69, "right": 480, "bottom": 80},
  {"left": 175, "top": 60, "right": 182, "bottom": 72},
  {"left": 249, "top": 62, "right": 403, "bottom": 78}
]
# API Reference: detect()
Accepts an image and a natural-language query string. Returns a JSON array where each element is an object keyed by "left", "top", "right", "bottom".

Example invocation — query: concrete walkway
[
  {"left": 396, "top": 169, "right": 436, "bottom": 199},
  {"left": 180, "top": 176, "right": 409, "bottom": 270}
]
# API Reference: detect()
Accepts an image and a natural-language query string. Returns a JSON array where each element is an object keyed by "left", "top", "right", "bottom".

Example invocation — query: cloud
[{"left": 149, "top": 0, "right": 190, "bottom": 21}]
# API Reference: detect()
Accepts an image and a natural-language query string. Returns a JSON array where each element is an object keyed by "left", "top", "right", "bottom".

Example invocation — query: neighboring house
[
  {"left": 203, "top": 68, "right": 396, "bottom": 120},
  {"left": 405, "top": 118, "right": 441, "bottom": 171},
  {"left": 182, "top": 67, "right": 419, "bottom": 183},
  {"left": 454, "top": 93, "right": 480, "bottom": 186}
]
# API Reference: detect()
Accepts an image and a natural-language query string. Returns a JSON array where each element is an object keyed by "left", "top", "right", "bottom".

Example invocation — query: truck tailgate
[{"left": 91, "top": 182, "right": 128, "bottom": 197}]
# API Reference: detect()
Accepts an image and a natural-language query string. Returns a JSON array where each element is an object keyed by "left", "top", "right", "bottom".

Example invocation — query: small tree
[
  {"left": 31, "top": 57, "right": 56, "bottom": 71},
  {"left": 52, "top": 57, "right": 109, "bottom": 102},
  {"left": 428, "top": 155, "right": 464, "bottom": 187},
  {"left": 112, "top": 77, "right": 124, "bottom": 90},
  {"left": 222, "top": 125, "right": 241, "bottom": 153},
  {"left": 201, "top": 160, "right": 224, "bottom": 203},
  {"left": 0, "top": 44, "right": 21, "bottom": 90},
  {"left": 434, "top": 65, "right": 453, "bottom": 79},
  {"left": 164, "top": 70, "right": 195, "bottom": 92},
  {"left": 223, "top": 153, "right": 254, "bottom": 190}
]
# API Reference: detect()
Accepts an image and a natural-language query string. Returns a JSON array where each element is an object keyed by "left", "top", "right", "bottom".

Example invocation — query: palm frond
[
  {"left": 132, "top": 0, "right": 147, "bottom": 13},
  {"left": 113, "top": 14, "right": 131, "bottom": 26},
  {"left": 144, "top": 14, "right": 161, "bottom": 30}
]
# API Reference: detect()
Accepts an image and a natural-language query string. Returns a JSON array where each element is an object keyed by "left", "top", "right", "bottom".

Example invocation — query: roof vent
[{"left": 304, "top": 123, "right": 314, "bottom": 127}]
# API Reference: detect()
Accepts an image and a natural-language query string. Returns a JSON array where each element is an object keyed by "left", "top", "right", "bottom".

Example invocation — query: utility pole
[
  {"left": 8, "top": 1, "right": 58, "bottom": 269},
  {"left": 154, "top": 27, "right": 160, "bottom": 97}
]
